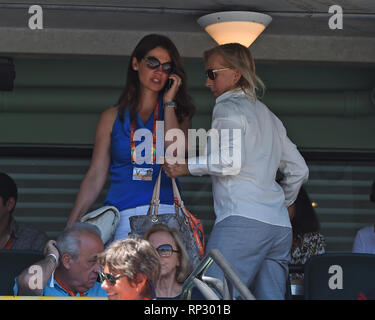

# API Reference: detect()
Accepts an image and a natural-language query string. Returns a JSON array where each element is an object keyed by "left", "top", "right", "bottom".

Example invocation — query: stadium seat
[
  {"left": 304, "top": 253, "right": 375, "bottom": 300},
  {"left": 0, "top": 250, "right": 44, "bottom": 296}
]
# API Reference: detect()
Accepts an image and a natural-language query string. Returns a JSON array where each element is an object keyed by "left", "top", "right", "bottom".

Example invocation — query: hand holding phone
[
  {"left": 163, "top": 74, "right": 182, "bottom": 103},
  {"left": 165, "top": 78, "right": 174, "bottom": 90}
]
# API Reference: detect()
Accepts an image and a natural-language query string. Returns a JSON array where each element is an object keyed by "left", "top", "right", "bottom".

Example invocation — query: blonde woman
[
  {"left": 144, "top": 224, "right": 192, "bottom": 299},
  {"left": 98, "top": 238, "right": 160, "bottom": 300},
  {"left": 164, "top": 43, "right": 309, "bottom": 299}
]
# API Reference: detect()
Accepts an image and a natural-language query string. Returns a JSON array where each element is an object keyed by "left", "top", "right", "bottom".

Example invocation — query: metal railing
[{"left": 181, "top": 249, "right": 256, "bottom": 300}]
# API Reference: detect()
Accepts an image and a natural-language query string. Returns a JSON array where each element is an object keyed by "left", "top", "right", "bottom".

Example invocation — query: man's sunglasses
[
  {"left": 144, "top": 56, "right": 174, "bottom": 75},
  {"left": 156, "top": 244, "right": 179, "bottom": 257},
  {"left": 99, "top": 271, "right": 127, "bottom": 286},
  {"left": 205, "top": 67, "right": 231, "bottom": 80}
]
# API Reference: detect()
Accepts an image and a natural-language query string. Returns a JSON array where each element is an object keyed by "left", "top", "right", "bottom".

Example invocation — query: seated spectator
[
  {"left": 352, "top": 180, "right": 375, "bottom": 254},
  {"left": 14, "top": 222, "right": 106, "bottom": 297},
  {"left": 289, "top": 187, "right": 326, "bottom": 280},
  {"left": 98, "top": 237, "right": 160, "bottom": 300},
  {"left": 145, "top": 224, "right": 192, "bottom": 299},
  {"left": 0, "top": 172, "right": 48, "bottom": 251}
]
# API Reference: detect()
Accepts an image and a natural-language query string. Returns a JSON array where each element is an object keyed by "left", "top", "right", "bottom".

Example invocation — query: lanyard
[
  {"left": 55, "top": 275, "right": 85, "bottom": 297},
  {"left": 130, "top": 102, "right": 159, "bottom": 165},
  {"left": 3, "top": 232, "right": 15, "bottom": 250}
]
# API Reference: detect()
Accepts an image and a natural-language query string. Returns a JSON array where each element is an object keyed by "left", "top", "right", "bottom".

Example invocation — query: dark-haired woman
[
  {"left": 67, "top": 34, "right": 195, "bottom": 241},
  {"left": 289, "top": 187, "right": 326, "bottom": 280}
]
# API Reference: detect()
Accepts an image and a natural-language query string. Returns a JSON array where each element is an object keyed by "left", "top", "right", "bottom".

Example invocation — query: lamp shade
[{"left": 197, "top": 11, "right": 272, "bottom": 47}]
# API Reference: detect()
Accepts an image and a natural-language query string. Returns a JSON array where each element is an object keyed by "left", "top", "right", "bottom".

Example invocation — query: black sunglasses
[
  {"left": 143, "top": 56, "right": 174, "bottom": 75},
  {"left": 156, "top": 244, "right": 179, "bottom": 257},
  {"left": 99, "top": 271, "right": 127, "bottom": 286},
  {"left": 205, "top": 67, "right": 231, "bottom": 80}
]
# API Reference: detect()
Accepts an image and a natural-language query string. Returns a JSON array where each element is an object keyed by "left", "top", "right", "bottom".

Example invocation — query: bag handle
[
  {"left": 147, "top": 170, "right": 186, "bottom": 221},
  {"left": 147, "top": 169, "right": 205, "bottom": 257},
  {"left": 147, "top": 169, "right": 161, "bottom": 220}
]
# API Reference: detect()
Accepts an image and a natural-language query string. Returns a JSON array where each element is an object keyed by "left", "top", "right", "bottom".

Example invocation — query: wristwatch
[{"left": 164, "top": 101, "right": 177, "bottom": 109}]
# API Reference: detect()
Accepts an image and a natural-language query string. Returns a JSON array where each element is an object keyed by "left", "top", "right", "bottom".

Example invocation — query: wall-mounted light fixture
[{"left": 197, "top": 11, "right": 272, "bottom": 47}]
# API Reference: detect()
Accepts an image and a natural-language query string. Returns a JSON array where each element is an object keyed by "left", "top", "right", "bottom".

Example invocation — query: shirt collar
[
  {"left": 53, "top": 275, "right": 87, "bottom": 297},
  {"left": 215, "top": 88, "right": 245, "bottom": 104}
]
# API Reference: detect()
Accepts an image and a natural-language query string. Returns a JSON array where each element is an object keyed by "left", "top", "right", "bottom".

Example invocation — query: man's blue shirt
[{"left": 13, "top": 276, "right": 107, "bottom": 297}]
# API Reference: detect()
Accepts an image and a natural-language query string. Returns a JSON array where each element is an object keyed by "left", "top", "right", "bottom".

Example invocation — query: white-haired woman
[{"left": 164, "top": 43, "right": 309, "bottom": 299}]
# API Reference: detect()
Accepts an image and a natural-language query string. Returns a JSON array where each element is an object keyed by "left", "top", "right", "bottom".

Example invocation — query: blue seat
[
  {"left": 0, "top": 250, "right": 44, "bottom": 296},
  {"left": 304, "top": 253, "right": 375, "bottom": 300}
]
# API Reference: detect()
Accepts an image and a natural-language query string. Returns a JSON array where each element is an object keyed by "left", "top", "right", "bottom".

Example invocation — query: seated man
[
  {"left": 0, "top": 172, "right": 48, "bottom": 251},
  {"left": 14, "top": 222, "right": 107, "bottom": 297}
]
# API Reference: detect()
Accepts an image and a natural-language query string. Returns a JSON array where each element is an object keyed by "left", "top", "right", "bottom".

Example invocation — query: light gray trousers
[{"left": 205, "top": 215, "right": 292, "bottom": 300}]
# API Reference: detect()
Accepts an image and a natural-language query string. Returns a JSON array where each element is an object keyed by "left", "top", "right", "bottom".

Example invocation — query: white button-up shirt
[{"left": 188, "top": 89, "right": 309, "bottom": 228}]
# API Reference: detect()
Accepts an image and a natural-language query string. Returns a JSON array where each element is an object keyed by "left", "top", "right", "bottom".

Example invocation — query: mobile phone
[{"left": 165, "top": 78, "right": 174, "bottom": 91}]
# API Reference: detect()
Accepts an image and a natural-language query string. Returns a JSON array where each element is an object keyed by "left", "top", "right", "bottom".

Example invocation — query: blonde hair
[
  {"left": 204, "top": 43, "right": 265, "bottom": 99},
  {"left": 98, "top": 238, "right": 160, "bottom": 297},
  {"left": 144, "top": 224, "right": 191, "bottom": 283}
]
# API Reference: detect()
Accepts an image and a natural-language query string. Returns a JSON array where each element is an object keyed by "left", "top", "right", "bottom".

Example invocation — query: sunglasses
[
  {"left": 156, "top": 244, "right": 179, "bottom": 257},
  {"left": 205, "top": 67, "right": 231, "bottom": 80},
  {"left": 99, "top": 271, "right": 127, "bottom": 286},
  {"left": 143, "top": 56, "right": 174, "bottom": 75}
]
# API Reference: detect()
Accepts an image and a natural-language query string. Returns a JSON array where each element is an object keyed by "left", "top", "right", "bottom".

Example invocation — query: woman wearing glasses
[
  {"left": 164, "top": 43, "right": 309, "bottom": 299},
  {"left": 67, "top": 34, "right": 195, "bottom": 241},
  {"left": 144, "top": 224, "right": 191, "bottom": 299},
  {"left": 98, "top": 237, "right": 160, "bottom": 300}
]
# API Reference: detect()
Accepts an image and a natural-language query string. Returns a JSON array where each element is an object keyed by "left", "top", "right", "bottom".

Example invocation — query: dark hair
[
  {"left": 117, "top": 34, "right": 195, "bottom": 123},
  {"left": 291, "top": 187, "right": 320, "bottom": 235},
  {"left": 0, "top": 172, "right": 18, "bottom": 207}
]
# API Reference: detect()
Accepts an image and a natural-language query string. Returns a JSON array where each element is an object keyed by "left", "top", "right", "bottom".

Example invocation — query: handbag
[
  {"left": 129, "top": 171, "right": 205, "bottom": 269},
  {"left": 80, "top": 206, "right": 120, "bottom": 245}
]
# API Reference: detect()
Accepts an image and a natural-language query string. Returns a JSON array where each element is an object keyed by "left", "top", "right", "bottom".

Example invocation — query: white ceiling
[{"left": 0, "top": 1, "right": 374, "bottom": 62}]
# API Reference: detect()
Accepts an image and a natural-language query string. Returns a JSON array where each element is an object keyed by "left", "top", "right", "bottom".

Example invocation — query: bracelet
[
  {"left": 47, "top": 253, "right": 58, "bottom": 264},
  {"left": 163, "top": 101, "right": 177, "bottom": 109}
]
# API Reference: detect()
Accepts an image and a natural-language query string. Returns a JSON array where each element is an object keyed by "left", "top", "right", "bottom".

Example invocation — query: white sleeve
[
  {"left": 188, "top": 112, "right": 244, "bottom": 177},
  {"left": 352, "top": 230, "right": 365, "bottom": 253},
  {"left": 278, "top": 130, "right": 309, "bottom": 207}
]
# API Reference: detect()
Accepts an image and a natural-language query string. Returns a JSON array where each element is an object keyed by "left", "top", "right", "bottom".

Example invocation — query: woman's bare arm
[{"left": 66, "top": 107, "right": 117, "bottom": 225}]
